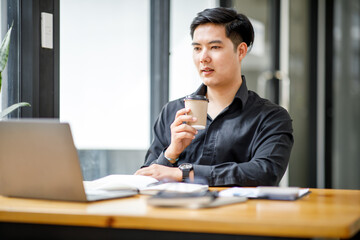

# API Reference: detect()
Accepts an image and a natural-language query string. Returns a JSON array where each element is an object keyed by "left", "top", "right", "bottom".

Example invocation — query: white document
[
  {"left": 219, "top": 187, "right": 310, "bottom": 200},
  {"left": 140, "top": 182, "right": 208, "bottom": 195}
]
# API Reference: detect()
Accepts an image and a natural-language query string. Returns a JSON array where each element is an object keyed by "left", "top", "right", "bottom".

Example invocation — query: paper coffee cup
[{"left": 184, "top": 95, "right": 209, "bottom": 130}]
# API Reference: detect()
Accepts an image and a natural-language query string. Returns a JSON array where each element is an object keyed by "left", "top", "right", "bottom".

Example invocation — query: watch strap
[
  {"left": 182, "top": 168, "right": 190, "bottom": 180},
  {"left": 179, "top": 163, "right": 193, "bottom": 182}
]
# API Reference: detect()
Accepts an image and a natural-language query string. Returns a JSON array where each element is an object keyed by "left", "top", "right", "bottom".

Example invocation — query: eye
[
  {"left": 211, "top": 46, "right": 221, "bottom": 50},
  {"left": 193, "top": 47, "right": 201, "bottom": 51}
]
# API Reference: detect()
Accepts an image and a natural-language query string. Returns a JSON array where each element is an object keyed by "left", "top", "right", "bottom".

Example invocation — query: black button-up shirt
[{"left": 143, "top": 76, "right": 294, "bottom": 187}]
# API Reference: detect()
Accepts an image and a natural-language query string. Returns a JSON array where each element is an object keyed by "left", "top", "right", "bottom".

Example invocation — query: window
[
  {"left": 60, "top": 0, "right": 150, "bottom": 179},
  {"left": 169, "top": 0, "right": 217, "bottom": 100},
  {"left": 332, "top": 0, "right": 360, "bottom": 189},
  {"left": 0, "top": 1, "right": 3, "bottom": 111}
]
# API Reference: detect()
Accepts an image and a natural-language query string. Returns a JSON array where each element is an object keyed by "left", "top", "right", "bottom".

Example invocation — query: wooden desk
[{"left": 0, "top": 188, "right": 359, "bottom": 239}]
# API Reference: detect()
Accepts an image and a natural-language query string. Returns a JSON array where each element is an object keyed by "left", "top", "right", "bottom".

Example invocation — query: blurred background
[{"left": 1, "top": 0, "right": 359, "bottom": 189}]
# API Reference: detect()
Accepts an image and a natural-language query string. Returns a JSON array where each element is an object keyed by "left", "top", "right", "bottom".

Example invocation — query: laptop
[{"left": 0, "top": 119, "right": 137, "bottom": 202}]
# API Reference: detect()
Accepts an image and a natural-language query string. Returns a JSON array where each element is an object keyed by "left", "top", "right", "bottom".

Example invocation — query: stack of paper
[{"left": 147, "top": 191, "right": 247, "bottom": 209}]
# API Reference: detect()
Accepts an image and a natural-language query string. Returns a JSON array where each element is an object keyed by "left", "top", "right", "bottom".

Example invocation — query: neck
[
  {"left": 206, "top": 77, "right": 243, "bottom": 119},
  {"left": 207, "top": 77, "right": 242, "bottom": 105}
]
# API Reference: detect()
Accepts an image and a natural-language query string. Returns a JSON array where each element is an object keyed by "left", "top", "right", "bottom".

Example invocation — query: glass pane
[
  {"left": 0, "top": 0, "right": 3, "bottom": 111},
  {"left": 60, "top": 0, "right": 150, "bottom": 150},
  {"left": 233, "top": 1, "right": 311, "bottom": 187},
  {"left": 287, "top": 1, "right": 310, "bottom": 187},
  {"left": 169, "top": 0, "right": 218, "bottom": 100},
  {"left": 60, "top": 0, "right": 150, "bottom": 180},
  {"left": 0, "top": 0, "right": 21, "bottom": 117},
  {"left": 332, "top": 0, "right": 360, "bottom": 189},
  {"left": 233, "top": 0, "right": 272, "bottom": 93},
  {"left": 0, "top": 0, "right": 8, "bottom": 112}
]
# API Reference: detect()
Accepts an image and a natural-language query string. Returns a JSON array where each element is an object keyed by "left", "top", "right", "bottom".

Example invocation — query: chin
[{"left": 201, "top": 78, "right": 218, "bottom": 88}]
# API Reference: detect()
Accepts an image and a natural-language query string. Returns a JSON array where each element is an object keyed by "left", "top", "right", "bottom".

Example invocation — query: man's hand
[
  {"left": 135, "top": 164, "right": 182, "bottom": 182},
  {"left": 165, "top": 108, "right": 198, "bottom": 160}
]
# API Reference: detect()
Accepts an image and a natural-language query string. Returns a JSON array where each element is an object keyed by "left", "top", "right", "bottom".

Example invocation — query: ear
[{"left": 237, "top": 42, "right": 248, "bottom": 61}]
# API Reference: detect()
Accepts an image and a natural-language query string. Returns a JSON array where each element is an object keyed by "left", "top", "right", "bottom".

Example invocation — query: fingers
[
  {"left": 167, "top": 108, "right": 199, "bottom": 157},
  {"left": 134, "top": 167, "right": 152, "bottom": 176},
  {"left": 174, "top": 108, "right": 196, "bottom": 125},
  {"left": 171, "top": 108, "right": 198, "bottom": 134},
  {"left": 134, "top": 164, "right": 182, "bottom": 182},
  {"left": 174, "top": 130, "right": 196, "bottom": 140},
  {"left": 135, "top": 164, "right": 161, "bottom": 176},
  {"left": 172, "top": 122, "right": 198, "bottom": 135},
  {"left": 175, "top": 108, "right": 191, "bottom": 118}
]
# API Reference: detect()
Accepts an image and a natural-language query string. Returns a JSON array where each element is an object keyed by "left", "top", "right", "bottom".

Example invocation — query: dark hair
[{"left": 190, "top": 7, "right": 254, "bottom": 51}]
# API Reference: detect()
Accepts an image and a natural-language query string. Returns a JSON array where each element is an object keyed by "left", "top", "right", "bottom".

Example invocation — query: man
[{"left": 135, "top": 7, "right": 293, "bottom": 186}]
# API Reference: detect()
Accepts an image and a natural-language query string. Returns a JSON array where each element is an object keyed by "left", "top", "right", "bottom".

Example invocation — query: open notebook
[{"left": 0, "top": 120, "right": 137, "bottom": 202}]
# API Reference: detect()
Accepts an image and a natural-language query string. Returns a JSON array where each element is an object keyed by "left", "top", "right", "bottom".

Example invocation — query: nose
[{"left": 200, "top": 50, "right": 211, "bottom": 63}]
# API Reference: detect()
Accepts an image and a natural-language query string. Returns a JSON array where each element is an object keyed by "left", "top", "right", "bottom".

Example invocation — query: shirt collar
[{"left": 193, "top": 75, "right": 249, "bottom": 109}]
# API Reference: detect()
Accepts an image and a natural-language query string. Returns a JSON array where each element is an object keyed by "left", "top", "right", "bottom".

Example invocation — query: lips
[{"left": 201, "top": 67, "right": 214, "bottom": 74}]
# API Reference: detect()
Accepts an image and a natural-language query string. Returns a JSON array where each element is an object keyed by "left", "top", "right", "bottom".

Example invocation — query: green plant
[{"left": 0, "top": 23, "right": 30, "bottom": 119}]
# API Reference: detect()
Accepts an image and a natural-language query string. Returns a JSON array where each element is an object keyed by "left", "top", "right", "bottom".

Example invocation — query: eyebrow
[{"left": 191, "top": 40, "right": 223, "bottom": 46}]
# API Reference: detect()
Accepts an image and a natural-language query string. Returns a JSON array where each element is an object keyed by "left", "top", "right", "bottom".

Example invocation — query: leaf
[
  {"left": 0, "top": 102, "right": 31, "bottom": 119},
  {"left": 0, "top": 23, "right": 30, "bottom": 118},
  {"left": 0, "top": 23, "right": 13, "bottom": 92},
  {"left": 0, "top": 23, "right": 12, "bottom": 72}
]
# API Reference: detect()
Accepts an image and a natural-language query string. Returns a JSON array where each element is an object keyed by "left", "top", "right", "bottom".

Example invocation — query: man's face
[{"left": 192, "top": 23, "right": 243, "bottom": 88}]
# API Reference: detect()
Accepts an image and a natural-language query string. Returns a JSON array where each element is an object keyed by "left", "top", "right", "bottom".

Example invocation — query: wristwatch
[{"left": 178, "top": 163, "right": 193, "bottom": 181}]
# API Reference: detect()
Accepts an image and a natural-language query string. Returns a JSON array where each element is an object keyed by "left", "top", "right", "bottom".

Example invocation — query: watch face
[{"left": 179, "top": 163, "right": 193, "bottom": 170}]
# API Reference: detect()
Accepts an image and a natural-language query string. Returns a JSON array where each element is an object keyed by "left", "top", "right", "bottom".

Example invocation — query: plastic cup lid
[{"left": 184, "top": 95, "right": 209, "bottom": 102}]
